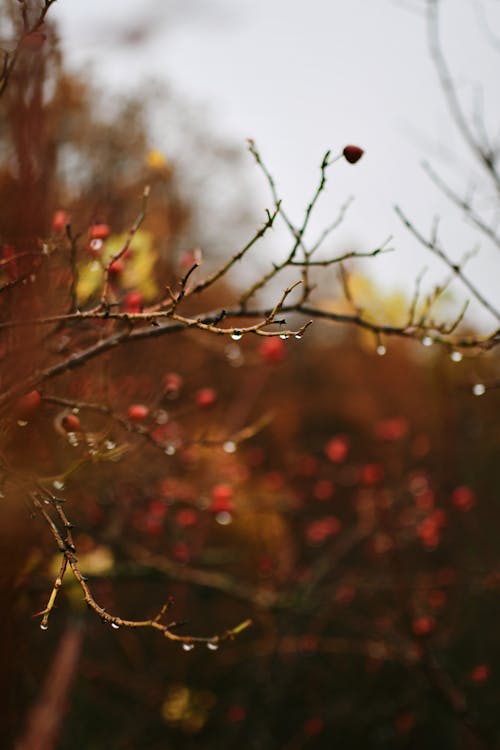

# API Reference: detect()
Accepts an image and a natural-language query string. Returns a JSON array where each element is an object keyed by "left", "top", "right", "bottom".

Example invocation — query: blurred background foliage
[{"left": 2, "top": 3, "right": 500, "bottom": 750}]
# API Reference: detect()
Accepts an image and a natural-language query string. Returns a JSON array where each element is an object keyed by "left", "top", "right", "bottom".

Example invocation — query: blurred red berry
[
  {"left": 343, "top": 145, "right": 364, "bottom": 164},
  {"left": 196, "top": 387, "right": 217, "bottom": 408},
  {"left": 313, "top": 479, "right": 334, "bottom": 501},
  {"left": 52, "top": 210, "right": 69, "bottom": 233},
  {"left": 127, "top": 404, "right": 149, "bottom": 422},
  {"left": 210, "top": 484, "right": 234, "bottom": 513},
  {"left": 451, "top": 486, "right": 475, "bottom": 512},
  {"left": 259, "top": 337, "right": 286, "bottom": 364},
  {"left": 412, "top": 616, "right": 436, "bottom": 636},
  {"left": 108, "top": 259, "right": 124, "bottom": 275},
  {"left": 306, "top": 516, "right": 341, "bottom": 544},
  {"left": 124, "top": 291, "right": 143, "bottom": 313},
  {"left": 470, "top": 664, "right": 490, "bottom": 683},
  {"left": 163, "top": 372, "right": 183, "bottom": 395},
  {"left": 227, "top": 705, "right": 246, "bottom": 723},
  {"left": 374, "top": 417, "right": 408, "bottom": 441},
  {"left": 360, "top": 463, "right": 384, "bottom": 485},
  {"left": 15, "top": 390, "right": 41, "bottom": 416},
  {"left": 176, "top": 508, "right": 198, "bottom": 528},
  {"left": 89, "top": 223, "right": 111, "bottom": 240},
  {"left": 325, "top": 435, "right": 349, "bottom": 463},
  {"left": 62, "top": 413, "right": 81, "bottom": 432}
]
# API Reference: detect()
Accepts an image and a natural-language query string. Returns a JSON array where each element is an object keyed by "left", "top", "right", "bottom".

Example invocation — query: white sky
[{"left": 51, "top": 0, "right": 500, "bottom": 330}]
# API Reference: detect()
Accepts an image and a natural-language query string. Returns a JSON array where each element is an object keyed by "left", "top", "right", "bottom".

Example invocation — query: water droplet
[
  {"left": 40, "top": 622, "right": 48, "bottom": 631},
  {"left": 215, "top": 511, "right": 232, "bottom": 526},
  {"left": 231, "top": 330, "right": 243, "bottom": 341},
  {"left": 279, "top": 334, "right": 289, "bottom": 340},
  {"left": 225, "top": 343, "right": 241, "bottom": 361},
  {"left": 450, "top": 351, "right": 463, "bottom": 363},
  {"left": 104, "top": 440, "right": 116, "bottom": 450},
  {"left": 72, "top": 408, "right": 80, "bottom": 414},
  {"left": 111, "top": 622, "right": 120, "bottom": 630},
  {"left": 155, "top": 409, "right": 169, "bottom": 425},
  {"left": 207, "top": 642, "right": 219, "bottom": 651},
  {"left": 422, "top": 336, "right": 433, "bottom": 347},
  {"left": 295, "top": 334, "right": 302, "bottom": 340},
  {"left": 472, "top": 383, "right": 486, "bottom": 396},
  {"left": 16, "top": 419, "right": 28, "bottom": 427},
  {"left": 165, "top": 444, "right": 176, "bottom": 456},
  {"left": 90, "top": 239, "right": 103, "bottom": 252},
  {"left": 223, "top": 440, "right": 236, "bottom": 454},
  {"left": 53, "top": 480, "right": 65, "bottom": 490},
  {"left": 67, "top": 433, "right": 79, "bottom": 447},
  {"left": 182, "top": 642, "right": 195, "bottom": 652},
  {"left": 376, "top": 344, "right": 386, "bottom": 356}
]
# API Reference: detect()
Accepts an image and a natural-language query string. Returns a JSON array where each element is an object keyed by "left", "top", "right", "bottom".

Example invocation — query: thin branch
[
  {"left": 426, "top": 0, "right": 500, "bottom": 193},
  {"left": 32, "top": 491, "right": 252, "bottom": 647},
  {"left": 422, "top": 160, "right": 500, "bottom": 251},
  {"left": 396, "top": 204, "right": 500, "bottom": 322}
]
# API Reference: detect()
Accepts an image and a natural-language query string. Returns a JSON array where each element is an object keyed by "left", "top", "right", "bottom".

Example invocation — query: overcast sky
[{"left": 51, "top": 0, "right": 500, "bottom": 329}]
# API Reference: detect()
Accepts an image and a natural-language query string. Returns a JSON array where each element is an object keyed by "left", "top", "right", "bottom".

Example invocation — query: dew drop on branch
[
  {"left": 111, "top": 622, "right": 120, "bottom": 630},
  {"left": 376, "top": 345, "right": 386, "bottom": 356},
  {"left": 231, "top": 330, "right": 243, "bottom": 341},
  {"left": 53, "top": 480, "right": 65, "bottom": 490},
  {"left": 422, "top": 336, "right": 433, "bottom": 347},
  {"left": 155, "top": 409, "right": 169, "bottom": 425},
  {"left": 450, "top": 351, "right": 463, "bottom": 362},
  {"left": 215, "top": 511, "right": 232, "bottom": 526},
  {"left": 223, "top": 440, "right": 236, "bottom": 454},
  {"left": 206, "top": 642, "right": 219, "bottom": 651},
  {"left": 279, "top": 334, "right": 289, "bottom": 340},
  {"left": 40, "top": 622, "right": 48, "bottom": 631},
  {"left": 182, "top": 642, "right": 195, "bottom": 652},
  {"left": 472, "top": 383, "right": 486, "bottom": 396},
  {"left": 165, "top": 444, "right": 176, "bottom": 456}
]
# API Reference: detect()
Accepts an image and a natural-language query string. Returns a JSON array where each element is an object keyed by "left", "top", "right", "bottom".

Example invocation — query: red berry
[
  {"left": 124, "top": 291, "right": 143, "bottom": 313},
  {"left": 360, "top": 463, "right": 384, "bottom": 485},
  {"left": 412, "top": 616, "right": 436, "bottom": 636},
  {"left": 15, "top": 390, "right": 41, "bottom": 416},
  {"left": 374, "top": 417, "right": 409, "bottom": 441},
  {"left": 196, "top": 387, "right": 217, "bottom": 408},
  {"left": 176, "top": 508, "right": 198, "bottom": 528},
  {"left": 127, "top": 404, "right": 149, "bottom": 421},
  {"left": 470, "top": 664, "right": 490, "bottom": 683},
  {"left": 259, "top": 337, "right": 286, "bottom": 364},
  {"left": 325, "top": 435, "right": 349, "bottom": 463},
  {"left": 52, "top": 210, "right": 69, "bottom": 233},
  {"left": 343, "top": 145, "right": 364, "bottom": 164},
  {"left": 62, "top": 413, "right": 81, "bottom": 432},
  {"left": 227, "top": 705, "right": 246, "bottom": 723},
  {"left": 163, "top": 372, "right": 183, "bottom": 395},
  {"left": 210, "top": 484, "right": 234, "bottom": 513},
  {"left": 451, "top": 486, "right": 475, "bottom": 512},
  {"left": 89, "top": 223, "right": 111, "bottom": 240},
  {"left": 108, "top": 259, "right": 124, "bottom": 275}
]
